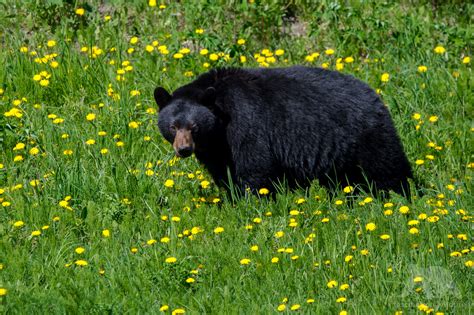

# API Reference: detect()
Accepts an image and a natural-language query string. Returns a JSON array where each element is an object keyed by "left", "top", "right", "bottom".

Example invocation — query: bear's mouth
[{"left": 173, "top": 129, "right": 195, "bottom": 158}]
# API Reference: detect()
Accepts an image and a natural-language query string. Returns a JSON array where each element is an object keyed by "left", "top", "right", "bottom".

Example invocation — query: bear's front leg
[{"left": 232, "top": 150, "right": 277, "bottom": 194}]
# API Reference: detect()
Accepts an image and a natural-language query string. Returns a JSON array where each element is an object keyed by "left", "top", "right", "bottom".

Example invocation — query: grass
[{"left": 0, "top": 0, "right": 473, "bottom": 313}]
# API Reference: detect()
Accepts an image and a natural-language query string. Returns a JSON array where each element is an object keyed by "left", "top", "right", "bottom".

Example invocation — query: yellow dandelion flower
[
  {"left": 277, "top": 304, "right": 286, "bottom": 312},
  {"left": 237, "top": 39, "right": 246, "bottom": 45},
  {"left": 290, "top": 304, "right": 300, "bottom": 310},
  {"left": 434, "top": 46, "right": 446, "bottom": 54},
  {"left": 325, "top": 48, "right": 335, "bottom": 55},
  {"left": 418, "top": 65, "right": 428, "bottom": 73},
  {"left": 415, "top": 159, "right": 425, "bottom": 165},
  {"left": 240, "top": 258, "right": 251, "bottom": 265},
  {"left": 343, "top": 186, "right": 354, "bottom": 193},
  {"left": 365, "top": 222, "right": 376, "bottom": 231},
  {"left": 29, "top": 147, "right": 40, "bottom": 155},
  {"left": 128, "top": 121, "right": 139, "bottom": 129},
  {"left": 0, "top": 288, "right": 7, "bottom": 296},
  {"left": 165, "top": 257, "right": 177, "bottom": 263},
  {"left": 86, "top": 113, "right": 96, "bottom": 121},
  {"left": 75, "top": 247, "right": 85, "bottom": 254},
  {"left": 428, "top": 115, "right": 438, "bottom": 123},
  {"left": 258, "top": 187, "right": 269, "bottom": 195},
  {"left": 380, "top": 234, "right": 390, "bottom": 240},
  {"left": 102, "top": 229, "right": 110, "bottom": 237},
  {"left": 399, "top": 206, "right": 410, "bottom": 214},
  {"left": 214, "top": 227, "right": 224, "bottom": 234},
  {"left": 380, "top": 73, "right": 390, "bottom": 82},
  {"left": 13, "top": 221, "right": 25, "bottom": 228},
  {"left": 75, "top": 259, "right": 88, "bottom": 266}
]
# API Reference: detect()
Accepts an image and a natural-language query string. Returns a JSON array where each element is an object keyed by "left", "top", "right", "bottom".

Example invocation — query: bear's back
[{"left": 210, "top": 66, "right": 395, "bottom": 181}]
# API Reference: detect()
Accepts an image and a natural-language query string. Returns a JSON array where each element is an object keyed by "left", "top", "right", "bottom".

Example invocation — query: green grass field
[{"left": 0, "top": 1, "right": 472, "bottom": 313}]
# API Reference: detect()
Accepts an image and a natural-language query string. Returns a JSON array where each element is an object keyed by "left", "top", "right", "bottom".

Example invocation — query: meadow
[{"left": 0, "top": 0, "right": 472, "bottom": 313}]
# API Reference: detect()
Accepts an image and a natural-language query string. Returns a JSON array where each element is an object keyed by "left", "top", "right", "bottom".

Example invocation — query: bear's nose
[{"left": 177, "top": 146, "right": 193, "bottom": 158}]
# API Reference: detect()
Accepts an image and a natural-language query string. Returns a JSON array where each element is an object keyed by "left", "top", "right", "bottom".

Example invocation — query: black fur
[{"left": 155, "top": 66, "right": 413, "bottom": 196}]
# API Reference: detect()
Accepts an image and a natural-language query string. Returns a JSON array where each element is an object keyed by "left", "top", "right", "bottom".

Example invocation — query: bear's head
[{"left": 154, "top": 86, "right": 220, "bottom": 158}]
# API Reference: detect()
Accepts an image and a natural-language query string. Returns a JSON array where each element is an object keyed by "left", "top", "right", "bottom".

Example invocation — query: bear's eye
[
  {"left": 191, "top": 123, "right": 198, "bottom": 132},
  {"left": 170, "top": 125, "right": 177, "bottom": 131}
]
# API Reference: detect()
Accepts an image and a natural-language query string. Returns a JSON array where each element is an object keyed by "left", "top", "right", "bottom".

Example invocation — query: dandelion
[
  {"left": 271, "top": 257, "right": 279, "bottom": 263},
  {"left": 327, "top": 280, "right": 338, "bottom": 288},
  {"left": 86, "top": 113, "right": 96, "bottom": 121},
  {"left": 13, "top": 221, "right": 25, "bottom": 228},
  {"left": 336, "top": 297, "right": 347, "bottom": 303},
  {"left": 0, "top": 288, "right": 7, "bottom": 296},
  {"left": 399, "top": 206, "right": 410, "bottom": 214},
  {"left": 275, "top": 49, "right": 285, "bottom": 56},
  {"left": 29, "top": 147, "right": 40, "bottom": 155},
  {"left": 380, "top": 234, "right": 390, "bottom": 240},
  {"left": 214, "top": 227, "right": 224, "bottom": 234},
  {"left": 237, "top": 39, "right": 246, "bottom": 45},
  {"left": 277, "top": 304, "right": 286, "bottom": 312},
  {"left": 418, "top": 65, "right": 428, "bottom": 73},
  {"left": 149, "top": 0, "right": 157, "bottom": 6},
  {"left": 344, "top": 56, "right": 354, "bottom": 63},
  {"left": 381, "top": 73, "right": 390, "bottom": 82},
  {"left": 409, "top": 227, "right": 419, "bottom": 234},
  {"left": 325, "top": 48, "right": 335, "bottom": 55},
  {"left": 75, "top": 247, "right": 85, "bottom": 254},
  {"left": 343, "top": 186, "right": 354, "bottom": 193},
  {"left": 185, "top": 277, "right": 195, "bottom": 283},
  {"left": 290, "top": 304, "right": 300, "bottom": 311},
  {"left": 75, "top": 8, "right": 85, "bottom": 15},
  {"left": 200, "top": 180, "right": 210, "bottom": 189},
  {"left": 415, "top": 159, "right": 425, "bottom": 165},
  {"left": 240, "top": 258, "right": 251, "bottom": 265},
  {"left": 340, "top": 283, "right": 349, "bottom": 290},
  {"left": 164, "top": 179, "right": 174, "bottom": 188},
  {"left": 31, "top": 230, "right": 41, "bottom": 236},
  {"left": 365, "top": 222, "right": 376, "bottom": 231},
  {"left": 428, "top": 115, "right": 438, "bottom": 123},
  {"left": 258, "top": 187, "right": 269, "bottom": 195},
  {"left": 75, "top": 260, "right": 88, "bottom": 266},
  {"left": 47, "top": 40, "right": 56, "bottom": 47},
  {"left": 102, "top": 229, "right": 110, "bottom": 237},
  {"left": 128, "top": 121, "right": 139, "bottom": 129},
  {"left": 165, "top": 257, "right": 177, "bottom": 263},
  {"left": 462, "top": 56, "right": 470, "bottom": 64},
  {"left": 434, "top": 46, "right": 446, "bottom": 54}
]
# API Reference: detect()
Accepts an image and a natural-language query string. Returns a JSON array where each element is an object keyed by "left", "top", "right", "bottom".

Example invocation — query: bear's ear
[
  {"left": 199, "top": 87, "right": 216, "bottom": 107},
  {"left": 154, "top": 87, "right": 172, "bottom": 110}
]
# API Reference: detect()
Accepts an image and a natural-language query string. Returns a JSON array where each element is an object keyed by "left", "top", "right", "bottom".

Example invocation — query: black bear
[{"left": 154, "top": 66, "right": 413, "bottom": 196}]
